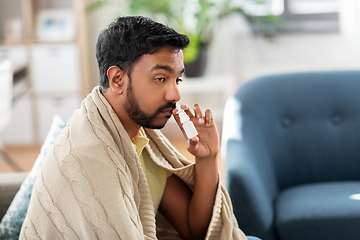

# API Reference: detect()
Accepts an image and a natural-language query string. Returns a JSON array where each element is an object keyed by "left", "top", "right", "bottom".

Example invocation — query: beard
[{"left": 124, "top": 76, "right": 176, "bottom": 129}]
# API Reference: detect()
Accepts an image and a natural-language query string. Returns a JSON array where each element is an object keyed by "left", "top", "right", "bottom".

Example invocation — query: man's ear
[{"left": 107, "top": 66, "right": 126, "bottom": 95}]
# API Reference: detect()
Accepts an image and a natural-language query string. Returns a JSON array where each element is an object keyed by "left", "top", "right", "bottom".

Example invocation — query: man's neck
[
  {"left": 114, "top": 112, "right": 141, "bottom": 141},
  {"left": 126, "top": 124, "right": 142, "bottom": 141}
]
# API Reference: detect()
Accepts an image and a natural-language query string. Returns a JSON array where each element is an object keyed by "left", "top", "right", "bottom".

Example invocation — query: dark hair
[{"left": 96, "top": 16, "right": 190, "bottom": 92}]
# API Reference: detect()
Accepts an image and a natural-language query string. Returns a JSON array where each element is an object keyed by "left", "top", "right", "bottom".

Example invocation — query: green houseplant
[{"left": 87, "top": 0, "right": 278, "bottom": 77}]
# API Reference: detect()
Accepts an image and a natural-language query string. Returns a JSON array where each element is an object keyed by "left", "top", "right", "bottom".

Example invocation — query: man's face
[{"left": 123, "top": 47, "right": 184, "bottom": 129}]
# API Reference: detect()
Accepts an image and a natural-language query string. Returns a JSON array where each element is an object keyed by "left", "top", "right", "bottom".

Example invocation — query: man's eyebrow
[
  {"left": 151, "top": 64, "right": 185, "bottom": 75},
  {"left": 151, "top": 64, "right": 174, "bottom": 73}
]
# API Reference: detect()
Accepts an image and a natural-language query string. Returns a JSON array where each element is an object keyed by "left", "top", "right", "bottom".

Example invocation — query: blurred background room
[{"left": 0, "top": 0, "right": 359, "bottom": 174}]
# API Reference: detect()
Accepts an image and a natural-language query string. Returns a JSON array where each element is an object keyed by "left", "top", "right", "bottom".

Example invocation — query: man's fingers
[
  {"left": 172, "top": 109, "right": 187, "bottom": 137},
  {"left": 204, "top": 109, "right": 213, "bottom": 126},
  {"left": 193, "top": 104, "right": 205, "bottom": 124},
  {"left": 187, "top": 136, "right": 199, "bottom": 153},
  {"left": 193, "top": 104, "right": 203, "bottom": 118},
  {"left": 181, "top": 104, "right": 195, "bottom": 119}
]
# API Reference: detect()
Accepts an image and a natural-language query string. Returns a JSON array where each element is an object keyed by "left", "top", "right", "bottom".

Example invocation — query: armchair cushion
[
  {"left": 276, "top": 181, "right": 360, "bottom": 240},
  {"left": 0, "top": 115, "right": 66, "bottom": 239}
]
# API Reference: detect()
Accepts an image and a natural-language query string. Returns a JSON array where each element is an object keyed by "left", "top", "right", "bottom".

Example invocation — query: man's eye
[
  {"left": 176, "top": 78, "right": 183, "bottom": 85},
  {"left": 155, "top": 77, "right": 165, "bottom": 82}
]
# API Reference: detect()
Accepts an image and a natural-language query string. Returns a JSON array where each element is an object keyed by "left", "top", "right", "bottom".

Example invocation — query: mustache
[{"left": 157, "top": 102, "right": 176, "bottom": 113}]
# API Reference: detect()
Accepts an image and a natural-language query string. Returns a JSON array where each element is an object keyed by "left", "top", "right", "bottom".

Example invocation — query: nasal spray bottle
[{"left": 176, "top": 102, "right": 198, "bottom": 139}]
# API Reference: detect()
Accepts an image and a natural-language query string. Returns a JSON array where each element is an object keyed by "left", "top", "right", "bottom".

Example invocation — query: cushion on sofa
[
  {"left": 275, "top": 181, "right": 360, "bottom": 240},
  {"left": 0, "top": 115, "right": 66, "bottom": 240}
]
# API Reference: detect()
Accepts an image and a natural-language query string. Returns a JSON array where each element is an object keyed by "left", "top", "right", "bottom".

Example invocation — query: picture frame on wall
[{"left": 35, "top": 9, "right": 76, "bottom": 42}]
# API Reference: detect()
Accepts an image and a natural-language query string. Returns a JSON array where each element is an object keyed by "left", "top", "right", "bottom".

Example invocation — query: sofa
[
  {"left": 222, "top": 70, "right": 360, "bottom": 240},
  {"left": 0, "top": 172, "right": 28, "bottom": 221}
]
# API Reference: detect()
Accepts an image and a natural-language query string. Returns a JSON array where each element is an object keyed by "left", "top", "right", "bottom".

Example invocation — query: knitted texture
[{"left": 19, "top": 87, "right": 246, "bottom": 240}]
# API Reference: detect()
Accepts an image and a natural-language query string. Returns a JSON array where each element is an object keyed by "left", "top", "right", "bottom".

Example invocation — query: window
[
  {"left": 288, "top": 0, "right": 339, "bottom": 14},
  {"left": 246, "top": 0, "right": 340, "bottom": 33}
]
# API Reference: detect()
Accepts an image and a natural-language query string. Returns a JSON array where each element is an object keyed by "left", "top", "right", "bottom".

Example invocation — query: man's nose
[{"left": 165, "top": 82, "right": 181, "bottom": 102}]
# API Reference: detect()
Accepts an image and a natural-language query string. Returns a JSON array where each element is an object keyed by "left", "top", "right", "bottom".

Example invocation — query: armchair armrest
[
  {"left": 226, "top": 137, "right": 279, "bottom": 238},
  {"left": 0, "top": 172, "right": 28, "bottom": 220},
  {"left": 222, "top": 95, "right": 279, "bottom": 239}
]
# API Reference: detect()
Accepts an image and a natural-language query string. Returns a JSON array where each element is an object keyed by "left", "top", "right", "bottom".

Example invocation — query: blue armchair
[{"left": 222, "top": 71, "right": 360, "bottom": 240}]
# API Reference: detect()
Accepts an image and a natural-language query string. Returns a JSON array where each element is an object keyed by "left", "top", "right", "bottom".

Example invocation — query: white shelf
[
  {"left": 0, "top": 0, "right": 89, "bottom": 145},
  {"left": 30, "top": 44, "right": 81, "bottom": 93}
]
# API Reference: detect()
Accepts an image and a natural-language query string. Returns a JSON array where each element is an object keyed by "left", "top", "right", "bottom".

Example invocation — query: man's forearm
[{"left": 188, "top": 156, "right": 219, "bottom": 239}]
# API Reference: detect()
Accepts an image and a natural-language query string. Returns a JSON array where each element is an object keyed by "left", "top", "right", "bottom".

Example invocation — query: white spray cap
[{"left": 176, "top": 102, "right": 190, "bottom": 123}]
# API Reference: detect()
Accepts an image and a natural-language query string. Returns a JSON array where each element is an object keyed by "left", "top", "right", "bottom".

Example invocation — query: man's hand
[
  {"left": 164, "top": 103, "right": 219, "bottom": 239},
  {"left": 172, "top": 104, "right": 220, "bottom": 160}
]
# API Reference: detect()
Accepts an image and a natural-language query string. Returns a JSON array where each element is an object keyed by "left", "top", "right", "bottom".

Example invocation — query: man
[{"left": 20, "top": 16, "right": 250, "bottom": 239}]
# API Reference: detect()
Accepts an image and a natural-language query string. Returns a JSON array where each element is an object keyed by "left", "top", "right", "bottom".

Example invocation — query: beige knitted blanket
[{"left": 20, "top": 87, "right": 246, "bottom": 240}]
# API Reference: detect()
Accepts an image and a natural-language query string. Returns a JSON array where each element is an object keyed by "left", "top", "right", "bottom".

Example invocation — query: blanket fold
[{"left": 20, "top": 87, "right": 246, "bottom": 240}]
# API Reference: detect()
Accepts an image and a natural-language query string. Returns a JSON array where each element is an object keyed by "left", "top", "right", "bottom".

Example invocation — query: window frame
[{"left": 278, "top": 0, "right": 340, "bottom": 33}]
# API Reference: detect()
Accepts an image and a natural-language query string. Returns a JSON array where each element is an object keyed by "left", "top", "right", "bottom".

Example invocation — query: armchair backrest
[{"left": 229, "top": 71, "right": 360, "bottom": 191}]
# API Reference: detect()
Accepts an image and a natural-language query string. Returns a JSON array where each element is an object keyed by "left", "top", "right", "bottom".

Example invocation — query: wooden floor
[
  {"left": 0, "top": 144, "right": 42, "bottom": 173},
  {"left": 0, "top": 137, "right": 225, "bottom": 184}
]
